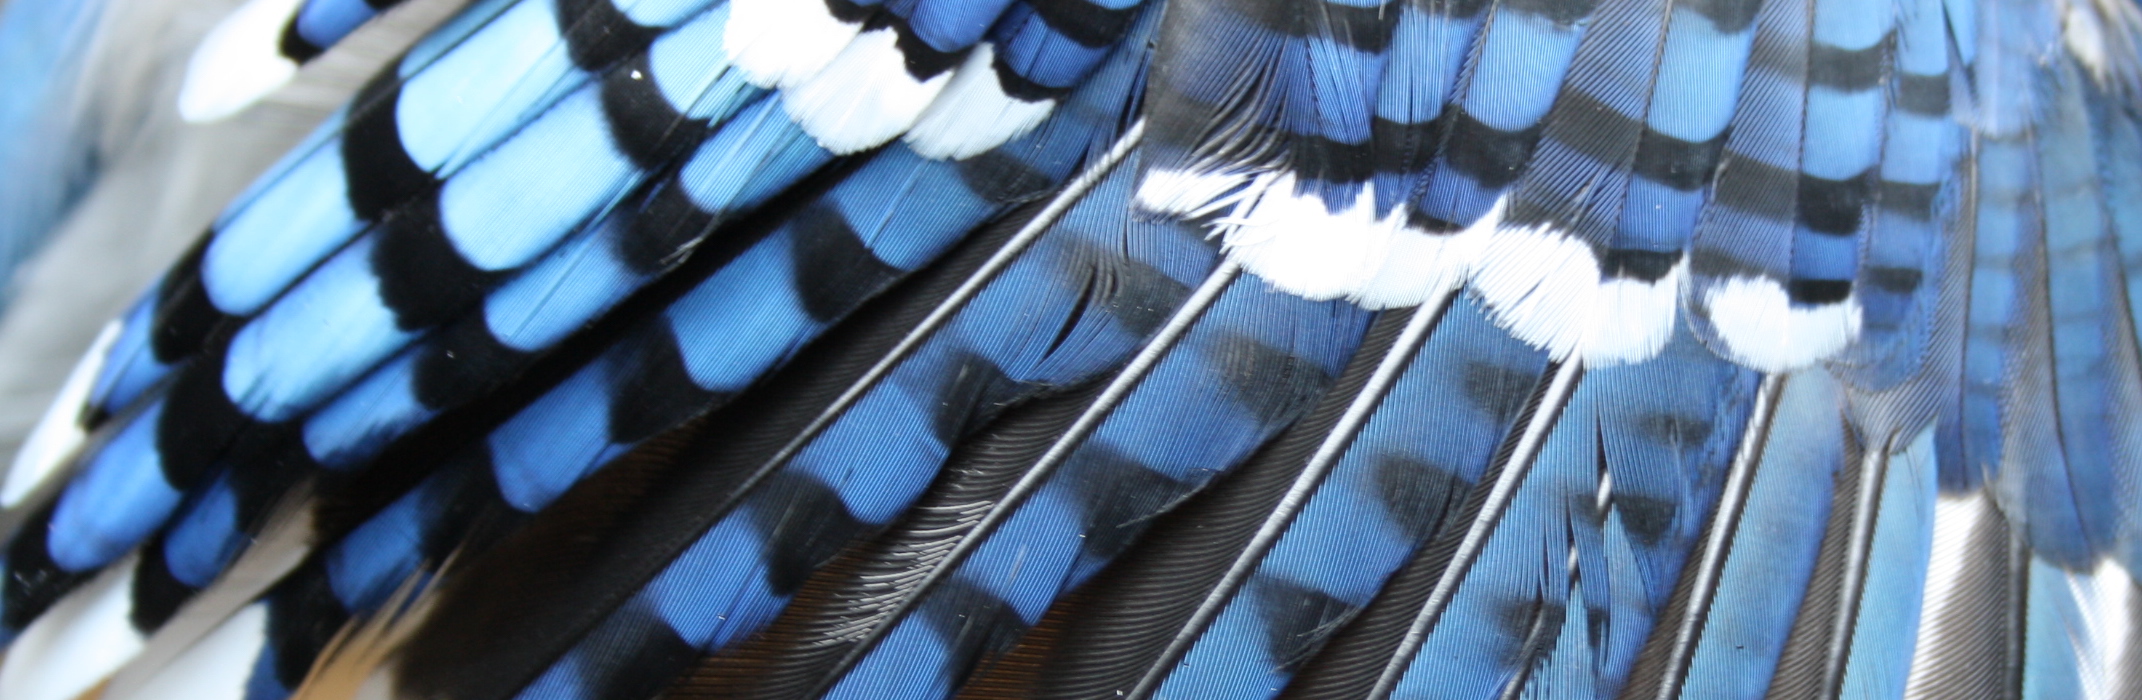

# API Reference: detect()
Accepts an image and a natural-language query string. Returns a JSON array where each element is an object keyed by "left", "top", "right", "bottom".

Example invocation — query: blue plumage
[
  {"left": 823, "top": 205, "right": 1363, "bottom": 698},
  {"left": 7, "top": 0, "right": 2142, "bottom": 698},
  {"left": 1, "top": 0, "right": 789, "bottom": 629},
  {"left": 1412, "top": 0, "right": 1599, "bottom": 227},
  {"left": 1156, "top": 297, "right": 1545, "bottom": 700},
  {"left": 1674, "top": 372, "right": 1842, "bottom": 699},
  {"left": 1835, "top": 429, "right": 1937, "bottom": 699}
]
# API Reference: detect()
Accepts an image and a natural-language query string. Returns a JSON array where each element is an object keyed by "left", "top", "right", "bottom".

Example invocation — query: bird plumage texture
[{"left": 0, "top": 0, "right": 2139, "bottom": 697}]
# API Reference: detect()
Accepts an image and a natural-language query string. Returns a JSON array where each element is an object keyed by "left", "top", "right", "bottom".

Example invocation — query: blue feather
[
  {"left": 1835, "top": 429, "right": 1938, "bottom": 699},
  {"left": 288, "top": 0, "right": 390, "bottom": 57},
  {"left": 82, "top": 0, "right": 723, "bottom": 421},
  {"left": 1369, "top": 0, "right": 1486, "bottom": 211},
  {"left": 42, "top": 399, "right": 180, "bottom": 572},
  {"left": 1381, "top": 325, "right": 1759, "bottom": 697},
  {"left": 901, "top": 0, "right": 1021, "bottom": 52},
  {"left": 222, "top": 26, "right": 1153, "bottom": 696},
  {"left": 1156, "top": 297, "right": 1545, "bottom": 700},
  {"left": 1676, "top": 371, "right": 1844, "bottom": 699},
  {"left": 1411, "top": 0, "right": 1602, "bottom": 228},
  {"left": 1611, "top": 0, "right": 1759, "bottom": 257},
  {"left": 159, "top": 471, "right": 248, "bottom": 590},
  {"left": 824, "top": 168, "right": 1359, "bottom": 697},
  {"left": 2020, "top": 558, "right": 2087, "bottom": 699}
]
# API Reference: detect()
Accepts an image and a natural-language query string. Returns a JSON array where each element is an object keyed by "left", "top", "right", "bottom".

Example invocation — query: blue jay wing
[
  {"left": 13, "top": 0, "right": 2142, "bottom": 697},
  {"left": 1, "top": 0, "right": 778, "bottom": 640}
]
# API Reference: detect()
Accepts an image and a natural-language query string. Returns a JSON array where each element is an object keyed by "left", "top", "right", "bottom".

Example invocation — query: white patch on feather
[
  {"left": 2, "top": 320, "right": 117, "bottom": 508},
  {"left": 1906, "top": 491, "right": 1994, "bottom": 697},
  {"left": 904, "top": 44, "right": 1056, "bottom": 160},
  {"left": 783, "top": 27, "right": 952, "bottom": 154},
  {"left": 1210, "top": 173, "right": 1411, "bottom": 302},
  {"left": 1700, "top": 276, "right": 1862, "bottom": 372},
  {"left": 101, "top": 501, "right": 315, "bottom": 700},
  {"left": 1470, "top": 201, "right": 1683, "bottom": 365},
  {"left": 2066, "top": 0, "right": 2113, "bottom": 74},
  {"left": 1135, "top": 169, "right": 1481, "bottom": 308},
  {"left": 1353, "top": 223, "right": 1488, "bottom": 309},
  {"left": 2068, "top": 558, "right": 2138, "bottom": 700},
  {"left": 1133, "top": 168, "right": 1257, "bottom": 218},
  {"left": 102, "top": 603, "right": 268, "bottom": 700},
  {"left": 723, "top": 0, "right": 863, "bottom": 89},
  {"left": 0, "top": 554, "right": 146, "bottom": 700},
  {"left": 1209, "top": 173, "right": 1481, "bottom": 306},
  {"left": 177, "top": 0, "right": 306, "bottom": 123},
  {"left": 1588, "top": 264, "right": 1685, "bottom": 363}
]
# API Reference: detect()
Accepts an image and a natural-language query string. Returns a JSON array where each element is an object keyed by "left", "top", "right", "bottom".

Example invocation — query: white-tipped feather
[
  {"left": 1699, "top": 276, "right": 1862, "bottom": 372},
  {"left": 0, "top": 554, "right": 146, "bottom": 700},
  {"left": 101, "top": 602, "right": 268, "bottom": 700},
  {"left": 1209, "top": 173, "right": 1410, "bottom": 302},
  {"left": 177, "top": 0, "right": 305, "bottom": 123},
  {"left": 102, "top": 495, "right": 317, "bottom": 700},
  {"left": 1141, "top": 174, "right": 1683, "bottom": 360},
  {"left": 1132, "top": 167, "right": 1256, "bottom": 218},
  {"left": 903, "top": 45, "right": 1056, "bottom": 160},
  {"left": 1466, "top": 201, "right": 1683, "bottom": 365},
  {"left": 1136, "top": 169, "right": 1482, "bottom": 308},
  {"left": 722, "top": 0, "right": 863, "bottom": 89},
  {"left": 1353, "top": 223, "right": 1487, "bottom": 309},
  {"left": 782, "top": 27, "right": 952, "bottom": 154},
  {"left": 2, "top": 319, "right": 118, "bottom": 508},
  {"left": 1467, "top": 216, "right": 1595, "bottom": 361},
  {"left": 2068, "top": 559, "right": 2139, "bottom": 700},
  {"left": 1584, "top": 263, "right": 1684, "bottom": 364}
]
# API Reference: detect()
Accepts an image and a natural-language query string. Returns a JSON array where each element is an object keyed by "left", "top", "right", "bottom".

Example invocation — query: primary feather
[{"left": 4, "top": 0, "right": 2142, "bottom": 698}]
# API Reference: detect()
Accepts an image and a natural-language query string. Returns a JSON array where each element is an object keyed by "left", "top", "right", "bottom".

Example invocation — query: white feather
[
  {"left": 903, "top": 44, "right": 1055, "bottom": 161},
  {"left": 101, "top": 602, "right": 268, "bottom": 700},
  {"left": 722, "top": 0, "right": 862, "bottom": 89},
  {"left": 782, "top": 27, "right": 951, "bottom": 154},
  {"left": 2, "top": 319, "right": 117, "bottom": 508},
  {"left": 1699, "top": 275, "right": 1862, "bottom": 372},
  {"left": 177, "top": 0, "right": 305, "bottom": 123},
  {"left": 0, "top": 554, "right": 146, "bottom": 700},
  {"left": 1136, "top": 173, "right": 1685, "bottom": 362}
]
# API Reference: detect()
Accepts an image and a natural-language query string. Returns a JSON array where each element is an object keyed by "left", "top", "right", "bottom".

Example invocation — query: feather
[
  {"left": 1902, "top": 487, "right": 2025, "bottom": 700},
  {"left": 980, "top": 306, "right": 1428, "bottom": 699},
  {"left": 0, "top": 0, "right": 779, "bottom": 638},
  {"left": 1138, "top": 294, "right": 1537, "bottom": 700},
  {"left": 11, "top": 0, "right": 2142, "bottom": 697},
  {"left": 0, "top": 553, "right": 144, "bottom": 700},
  {"left": 184, "top": 27, "right": 1160, "bottom": 700},
  {"left": 179, "top": 0, "right": 311, "bottom": 123}
]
